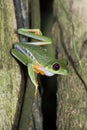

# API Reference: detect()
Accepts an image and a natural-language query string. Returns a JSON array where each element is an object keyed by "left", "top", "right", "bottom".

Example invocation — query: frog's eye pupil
[{"left": 52, "top": 63, "right": 60, "bottom": 70}]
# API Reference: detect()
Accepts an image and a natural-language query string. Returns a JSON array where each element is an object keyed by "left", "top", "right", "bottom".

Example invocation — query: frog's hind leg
[
  {"left": 18, "top": 28, "right": 52, "bottom": 45},
  {"left": 28, "top": 64, "right": 39, "bottom": 96}
]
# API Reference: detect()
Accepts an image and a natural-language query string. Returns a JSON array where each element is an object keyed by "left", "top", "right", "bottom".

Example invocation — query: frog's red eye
[{"left": 52, "top": 63, "right": 60, "bottom": 70}]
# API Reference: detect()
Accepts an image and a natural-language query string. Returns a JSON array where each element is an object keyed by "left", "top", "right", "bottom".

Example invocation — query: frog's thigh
[{"left": 32, "top": 64, "right": 45, "bottom": 75}]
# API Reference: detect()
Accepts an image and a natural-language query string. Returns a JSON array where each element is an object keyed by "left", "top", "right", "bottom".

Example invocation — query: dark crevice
[
  {"left": 13, "top": 0, "right": 24, "bottom": 28},
  {"left": 40, "top": 0, "right": 57, "bottom": 130}
]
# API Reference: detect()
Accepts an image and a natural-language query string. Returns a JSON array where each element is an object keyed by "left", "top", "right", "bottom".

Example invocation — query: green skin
[{"left": 11, "top": 28, "right": 69, "bottom": 95}]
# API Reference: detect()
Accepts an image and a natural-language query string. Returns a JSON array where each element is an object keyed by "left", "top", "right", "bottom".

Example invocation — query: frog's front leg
[{"left": 28, "top": 64, "right": 39, "bottom": 96}]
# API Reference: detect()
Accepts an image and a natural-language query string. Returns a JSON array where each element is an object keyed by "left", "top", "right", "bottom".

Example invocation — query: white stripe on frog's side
[
  {"left": 14, "top": 45, "right": 37, "bottom": 63},
  {"left": 39, "top": 67, "right": 54, "bottom": 76}
]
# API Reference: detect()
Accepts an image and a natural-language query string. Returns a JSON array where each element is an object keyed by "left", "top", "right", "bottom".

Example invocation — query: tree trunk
[
  {"left": 0, "top": 0, "right": 41, "bottom": 130},
  {"left": 0, "top": 0, "right": 21, "bottom": 129},
  {"left": 52, "top": 0, "right": 87, "bottom": 129}
]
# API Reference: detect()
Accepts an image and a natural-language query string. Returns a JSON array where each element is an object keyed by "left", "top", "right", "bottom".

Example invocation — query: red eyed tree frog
[{"left": 11, "top": 28, "right": 69, "bottom": 95}]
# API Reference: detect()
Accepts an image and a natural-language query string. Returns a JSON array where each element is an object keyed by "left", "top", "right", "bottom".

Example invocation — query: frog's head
[{"left": 44, "top": 59, "right": 69, "bottom": 76}]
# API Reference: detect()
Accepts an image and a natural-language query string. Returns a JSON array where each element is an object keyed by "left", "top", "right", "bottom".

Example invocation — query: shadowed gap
[{"left": 40, "top": 0, "right": 57, "bottom": 130}]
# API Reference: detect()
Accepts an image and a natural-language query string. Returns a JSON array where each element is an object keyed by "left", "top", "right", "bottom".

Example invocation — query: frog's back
[{"left": 17, "top": 43, "right": 53, "bottom": 66}]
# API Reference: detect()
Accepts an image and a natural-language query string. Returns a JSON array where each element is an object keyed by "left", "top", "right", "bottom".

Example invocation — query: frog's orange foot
[
  {"left": 36, "top": 80, "right": 39, "bottom": 85},
  {"left": 25, "top": 29, "right": 42, "bottom": 35},
  {"left": 34, "top": 81, "right": 39, "bottom": 96},
  {"left": 34, "top": 29, "right": 42, "bottom": 35},
  {"left": 34, "top": 83, "right": 38, "bottom": 96}
]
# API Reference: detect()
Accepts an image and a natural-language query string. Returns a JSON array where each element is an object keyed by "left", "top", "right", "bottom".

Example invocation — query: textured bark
[
  {"left": 0, "top": 0, "right": 21, "bottom": 129},
  {"left": 52, "top": 0, "right": 87, "bottom": 129}
]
